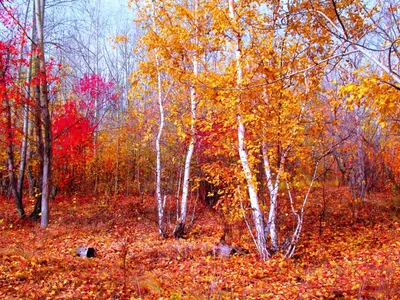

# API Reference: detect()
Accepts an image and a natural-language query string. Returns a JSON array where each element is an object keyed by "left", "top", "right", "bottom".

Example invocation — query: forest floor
[{"left": 0, "top": 187, "right": 399, "bottom": 299}]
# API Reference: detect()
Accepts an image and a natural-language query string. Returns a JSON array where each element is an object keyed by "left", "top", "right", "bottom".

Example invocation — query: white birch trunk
[
  {"left": 35, "top": 0, "right": 51, "bottom": 228},
  {"left": 262, "top": 141, "right": 280, "bottom": 251},
  {"left": 176, "top": 78, "right": 197, "bottom": 232},
  {"left": 238, "top": 119, "right": 269, "bottom": 259},
  {"left": 174, "top": 0, "right": 199, "bottom": 238},
  {"left": 17, "top": 76, "right": 31, "bottom": 208},
  {"left": 151, "top": 2, "right": 166, "bottom": 237},
  {"left": 155, "top": 66, "right": 165, "bottom": 236},
  {"left": 228, "top": 0, "right": 269, "bottom": 260},
  {"left": 17, "top": 4, "right": 33, "bottom": 206}
]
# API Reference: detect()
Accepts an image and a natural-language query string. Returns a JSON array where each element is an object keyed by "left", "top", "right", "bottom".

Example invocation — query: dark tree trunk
[
  {"left": 30, "top": 196, "right": 42, "bottom": 221},
  {"left": 198, "top": 180, "right": 221, "bottom": 207},
  {"left": 173, "top": 222, "right": 185, "bottom": 239},
  {"left": 29, "top": 54, "right": 44, "bottom": 221},
  {"left": 1, "top": 62, "right": 25, "bottom": 217}
]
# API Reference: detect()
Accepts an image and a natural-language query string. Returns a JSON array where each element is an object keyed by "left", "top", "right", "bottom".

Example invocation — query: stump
[
  {"left": 207, "top": 237, "right": 249, "bottom": 258},
  {"left": 76, "top": 247, "right": 96, "bottom": 258},
  {"left": 173, "top": 222, "right": 185, "bottom": 239}
]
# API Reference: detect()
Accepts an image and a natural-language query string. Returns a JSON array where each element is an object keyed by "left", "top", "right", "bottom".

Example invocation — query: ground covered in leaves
[{"left": 0, "top": 189, "right": 399, "bottom": 299}]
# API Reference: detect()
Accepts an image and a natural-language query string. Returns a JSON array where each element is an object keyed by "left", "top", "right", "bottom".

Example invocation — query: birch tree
[
  {"left": 227, "top": 0, "right": 270, "bottom": 260},
  {"left": 131, "top": 0, "right": 367, "bottom": 259},
  {"left": 35, "top": 0, "right": 52, "bottom": 228},
  {"left": 196, "top": 0, "right": 339, "bottom": 259},
  {"left": 174, "top": 0, "right": 200, "bottom": 239},
  {"left": 133, "top": 0, "right": 207, "bottom": 238},
  {"left": 150, "top": 0, "right": 167, "bottom": 237}
]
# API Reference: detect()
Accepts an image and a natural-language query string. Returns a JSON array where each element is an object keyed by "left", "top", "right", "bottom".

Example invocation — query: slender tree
[
  {"left": 35, "top": 0, "right": 52, "bottom": 228},
  {"left": 174, "top": 0, "right": 200, "bottom": 239},
  {"left": 227, "top": 0, "right": 270, "bottom": 260},
  {"left": 0, "top": 41, "right": 25, "bottom": 217}
]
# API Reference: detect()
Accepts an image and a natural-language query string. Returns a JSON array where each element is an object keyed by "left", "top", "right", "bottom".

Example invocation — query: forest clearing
[{"left": 0, "top": 187, "right": 399, "bottom": 299}]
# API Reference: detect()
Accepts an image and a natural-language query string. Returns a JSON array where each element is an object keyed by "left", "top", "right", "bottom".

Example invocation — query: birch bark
[
  {"left": 151, "top": 1, "right": 166, "bottom": 237},
  {"left": 17, "top": 2, "right": 34, "bottom": 212},
  {"left": 174, "top": 0, "right": 199, "bottom": 238},
  {"left": 262, "top": 142, "right": 287, "bottom": 251},
  {"left": 228, "top": 0, "right": 269, "bottom": 260},
  {"left": 35, "top": 0, "right": 52, "bottom": 228}
]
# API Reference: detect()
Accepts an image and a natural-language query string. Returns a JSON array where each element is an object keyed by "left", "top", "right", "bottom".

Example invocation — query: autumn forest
[{"left": 0, "top": 0, "right": 399, "bottom": 298}]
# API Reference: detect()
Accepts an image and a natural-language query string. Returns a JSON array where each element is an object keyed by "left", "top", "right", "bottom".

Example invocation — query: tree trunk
[
  {"left": 151, "top": 1, "right": 166, "bottom": 237},
  {"left": 35, "top": 0, "right": 52, "bottom": 228},
  {"left": 17, "top": 80, "right": 30, "bottom": 209},
  {"left": 155, "top": 65, "right": 165, "bottom": 236},
  {"left": 228, "top": 0, "right": 269, "bottom": 260},
  {"left": 5, "top": 100, "right": 24, "bottom": 217},
  {"left": 238, "top": 119, "right": 269, "bottom": 260},
  {"left": 284, "top": 161, "right": 319, "bottom": 258},
  {"left": 0, "top": 68, "right": 24, "bottom": 217},
  {"left": 16, "top": 1, "right": 34, "bottom": 214},
  {"left": 174, "top": 0, "right": 199, "bottom": 238},
  {"left": 262, "top": 141, "right": 290, "bottom": 251},
  {"left": 29, "top": 75, "right": 43, "bottom": 221},
  {"left": 174, "top": 130, "right": 195, "bottom": 238},
  {"left": 262, "top": 141, "right": 280, "bottom": 251}
]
